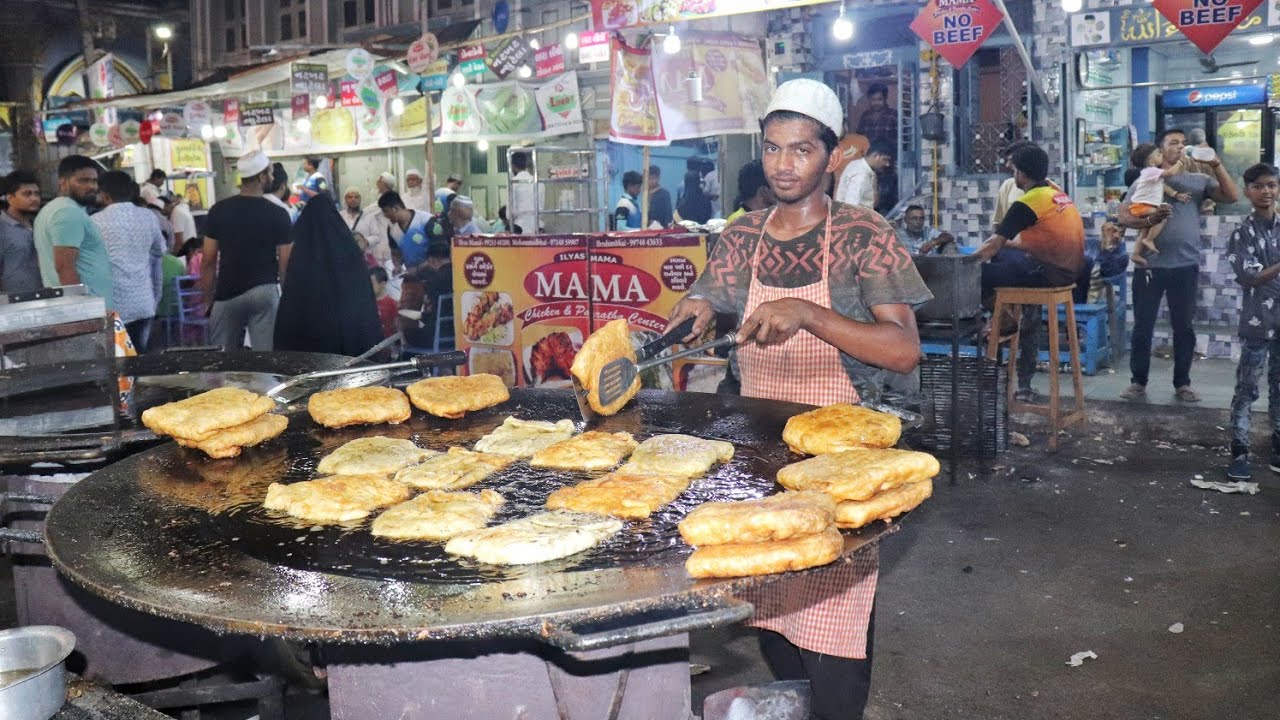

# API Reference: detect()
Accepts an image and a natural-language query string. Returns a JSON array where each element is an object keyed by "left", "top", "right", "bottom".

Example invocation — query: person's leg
[
  {"left": 1229, "top": 340, "right": 1265, "bottom": 460},
  {"left": 1267, "top": 337, "right": 1280, "bottom": 470},
  {"left": 124, "top": 318, "right": 151, "bottom": 354},
  {"left": 1016, "top": 305, "right": 1040, "bottom": 393},
  {"left": 1128, "top": 268, "right": 1165, "bottom": 388},
  {"left": 246, "top": 284, "right": 280, "bottom": 352},
  {"left": 207, "top": 299, "right": 240, "bottom": 352},
  {"left": 757, "top": 630, "right": 806, "bottom": 682},
  {"left": 800, "top": 606, "right": 875, "bottom": 720},
  {"left": 1165, "top": 266, "right": 1199, "bottom": 391}
]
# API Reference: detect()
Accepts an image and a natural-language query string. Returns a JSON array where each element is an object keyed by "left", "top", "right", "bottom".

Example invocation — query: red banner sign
[
  {"left": 222, "top": 98, "right": 240, "bottom": 125},
  {"left": 291, "top": 94, "right": 310, "bottom": 119},
  {"left": 1153, "top": 0, "right": 1263, "bottom": 55},
  {"left": 909, "top": 0, "right": 1004, "bottom": 68},
  {"left": 374, "top": 69, "right": 399, "bottom": 97},
  {"left": 535, "top": 43, "right": 566, "bottom": 79}
]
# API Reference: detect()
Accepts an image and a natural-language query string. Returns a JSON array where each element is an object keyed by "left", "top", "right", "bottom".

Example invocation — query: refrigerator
[{"left": 1157, "top": 83, "right": 1276, "bottom": 215}]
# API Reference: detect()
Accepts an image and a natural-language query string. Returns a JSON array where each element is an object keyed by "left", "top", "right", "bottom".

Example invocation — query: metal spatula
[
  {"left": 597, "top": 333, "right": 738, "bottom": 409},
  {"left": 265, "top": 350, "right": 466, "bottom": 404},
  {"left": 571, "top": 318, "right": 697, "bottom": 423}
]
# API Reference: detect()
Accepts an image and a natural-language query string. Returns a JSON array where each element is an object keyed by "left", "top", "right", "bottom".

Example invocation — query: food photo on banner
[{"left": 439, "top": 71, "right": 584, "bottom": 142}]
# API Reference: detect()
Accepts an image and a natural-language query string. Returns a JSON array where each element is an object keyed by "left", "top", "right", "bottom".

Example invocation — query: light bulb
[
  {"left": 200, "top": 124, "right": 214, "bottom": 139},
  {"left": 153, "top": 24, "right": 173, "bottom": 40},
  {"left": 518, "top": 65, "right": 532, "bottom": 79},
  {"left": 213, "top": 125, "right": 227, "bottom": 139},
  {"left": 390, "top": 97, "right": 406, "bottom": 116},
  {"left": 296, "top": 118, "right": 311, "bottom": 132},
  {"left": 452, "top": 72, "right": 466, "bottom": 88},
  {"left": 663, "top": 26, "right": 681, "bottom": 55},
  {"left": 833, "top": 15, "right": 854, "bottom": 41},
  {"left": 1248, "top": 33, "right": 1275, "bottom": 46},
  {"left": 1061, "top": 0, "right": 1082, "bottom": 12},
  {"left": 314, "top": 94, "right": 329, "bottom": 108},
  {"left": 565, "top": 32, "right": 579, "bottom": 50},
  {"left": 477, "top": 139, "right": 490, "bottom": 152},
  {"left": 529, "top": 38, "right": 540, "bottom": 50}
]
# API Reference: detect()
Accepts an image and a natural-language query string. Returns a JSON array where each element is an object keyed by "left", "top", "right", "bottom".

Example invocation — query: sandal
[{"left": 1174, "top": 386, "right": 1201, "bottom": 403}]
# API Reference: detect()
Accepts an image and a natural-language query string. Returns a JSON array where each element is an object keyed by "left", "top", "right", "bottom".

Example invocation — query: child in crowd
[
  {"left": 1226, "top": 163, "right": 1280, "bottom": 481},
  {"left": 1127, "top": 143, "right": 1191, "bottom": 266},
  {"left": 370, "top": 266, "right": 399, "bottom": 339}
]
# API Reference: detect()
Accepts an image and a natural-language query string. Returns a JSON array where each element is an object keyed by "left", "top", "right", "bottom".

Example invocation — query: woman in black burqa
[{"left": 274, "top": 197, "right": 384, "bottom": 356}]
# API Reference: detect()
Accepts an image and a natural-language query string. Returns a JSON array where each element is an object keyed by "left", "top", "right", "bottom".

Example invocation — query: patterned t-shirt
[
  {"left": 1228, "top": 210, "right": 1280, "bottom": 341},
  {"left": 689, "top": 201, "right": 932, "bottom": 398}
]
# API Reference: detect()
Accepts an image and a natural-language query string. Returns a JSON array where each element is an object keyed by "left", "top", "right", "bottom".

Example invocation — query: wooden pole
[
  {"left": 641, "top": 146, "right": 651, "bottom": 229},
  {"left": 930, "top": 54, "right": 940, "bottom": 229},
  {"left": 424, "top": 92, "right": 437, "bottom": 212}
]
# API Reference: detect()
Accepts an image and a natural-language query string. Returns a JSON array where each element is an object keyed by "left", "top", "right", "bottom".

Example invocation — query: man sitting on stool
[{"left": 975, "top": 143, "right": 1085, "bottom": 403}]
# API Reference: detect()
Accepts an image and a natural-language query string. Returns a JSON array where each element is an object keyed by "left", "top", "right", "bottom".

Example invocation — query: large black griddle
[{"left": 43, "top": 389, "right": 901, "bottom": 647}]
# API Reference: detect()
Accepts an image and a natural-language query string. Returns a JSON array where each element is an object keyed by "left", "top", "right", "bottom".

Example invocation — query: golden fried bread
[
  {"left": 406, "top": 374, "right": 510, "bottom": 419},
  {"left": 619, "top": 434, "right": 735, "bottom": 478},
  {"left": 371, "top": 489, "right": 505, "bottom": 541},
  {"left": 308, "top": 387, "right": 411, "bottom": 428},
  {"left": 570, "top": 318, "right": 641, "bottom": 416},
  {"left": 141, "top": 387, "right": 275, "bottom": 442},
  {"left": 174, "top": 413, "right": 288, "bottom": 459},
  {"left": 473, "top": 416, "right": 577, "bottom": 457},
  {"left": 685, "top": 526, "right": 844, "bottom": 578},
  {"left": 776, "top": 448, "right": 940, "bottom": 502},
  {"left": 444, "top": 510, "right": 623, "bottom": 565},
  {"left": 315, "top": 437, "right": 437, "bottom": 476},
  {"left": 544, "top": 472, "right": 691, "bottom": 520},
  {"left": 529, "top": 431, "right": 638, "bottom": 471},
  {"left": 263, "top": 474, "right": 413, "bottom": 523},
  {"left": 678, "top": 491, "right": 836, "bottom": 546},
  {"left": 393, "top": 447, "right": 516, "bottom": 490},
  {"left": 835, "top": 479, "right": 933, "bottom": 529},
  {"left": 782, "top": 403, "right": 902, "bottom": 455}
]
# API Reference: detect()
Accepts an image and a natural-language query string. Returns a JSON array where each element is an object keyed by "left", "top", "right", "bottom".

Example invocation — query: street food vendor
[{"left": 668, "top": 78, "right": 931, "bottom": 720}]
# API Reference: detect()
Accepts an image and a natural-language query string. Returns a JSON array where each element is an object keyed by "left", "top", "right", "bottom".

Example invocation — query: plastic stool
[{"left": 985, "top": 286, "right": 1086, "bottom": 450}]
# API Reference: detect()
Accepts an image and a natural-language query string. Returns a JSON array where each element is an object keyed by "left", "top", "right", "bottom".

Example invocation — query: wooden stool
[{"left": 985, "top": 286, "right": 1086, "bottom": 450}]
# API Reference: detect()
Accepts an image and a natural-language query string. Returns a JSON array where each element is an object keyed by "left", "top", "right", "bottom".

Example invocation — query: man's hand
[
  {"left": 736, "top": 298, "right": 815, "bottom": 346},
  {"left": 975, "top": 239, "right": 1000, "bottom": 262},
  {"left": 1147, "top": 205, "right": 1173, "bottom": 223},
  {"left": 1174, "top": 193, "right": 1192, "bottom": 204},
  {"left": 667, "top": 296, "right": 714, "bottom": 342}
]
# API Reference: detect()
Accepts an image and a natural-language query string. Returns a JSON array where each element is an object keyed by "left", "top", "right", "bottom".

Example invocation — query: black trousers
[
  {"left": 1129, "top": 265, "right": 1199, "bottom": 389},
  {"left": 758, "top": 606, "right": 875, "bottom": 720},
  {"left": 124, "top": 317, "right": 152, "bottom": 354}
]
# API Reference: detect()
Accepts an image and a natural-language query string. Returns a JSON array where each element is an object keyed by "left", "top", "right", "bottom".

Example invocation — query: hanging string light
[
  {"left": 1061, "top": 0, "right": 1082, "bottom": 12},
  {"left": 662, "top": 25, "right": 681, "bottom": 55}
]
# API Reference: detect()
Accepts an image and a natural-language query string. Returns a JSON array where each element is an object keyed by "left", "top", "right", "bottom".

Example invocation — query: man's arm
[
  {"left": 199, "top": 237, "right": 218, "bottom": 306},
  {"left": 1228, "top": 226, "right": 1280, "bottom": 287},
  {"left": 278, "top": 243, "right": 292, "bottom": 285},
  {"left": 1205, "top": 159, "right": 1240, "bottom": 204},
  {"left": 1160, "top": 159, "right": 1185, "bottom": 179},
  {"left": 53, "top": 246, "right": 81, "bottom": 286},
  {"left": 736, "top": 301, "right": 921, "bottom": 375},
  {"left": 150, "top": 225, "right": 165, "bottom": 311},
  {"left": 1118, "top": 200, "right": 1171, "bottom": 230},
  {"left": 977, "top": 201, "right": 1037, "bottom": 260}
]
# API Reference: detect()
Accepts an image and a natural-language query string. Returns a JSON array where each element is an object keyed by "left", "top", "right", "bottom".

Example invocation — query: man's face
[
  {"left": 62, "top": 168, "right": 98, "bottom": 206},
  {"left": 904, "top": 209, "right": 926, "bottom": 234},
  {"left": 647, "top": 173, "right": 660, "bottom": 191},
  {"left": 1245, "top": 174, "right": 1279, "bottom": 213},
  {"left": 376, "top": 179, "right": 391, "bottom": 195},
  {"left": 450, "top": 204, "right": 473, "bottom": 226},
  {"left": 382, "top": 206, "right": 405, "bottom": 223},
  {"left": 868, "top": 152, "right": 892, "bottom": 173},
  {"left": 345, "top": 191, "right": 361, "bottom": 211},
  {"left": 1160, "top": 133, "right": 1186, "bottom": 165},
  {"left": 625, "top": 182, "right": 642, "bottom": 197},
  {"left": 448, "top": 179, "right": 461, "bottom": 191},
  {"left": 869, "top": 91, "right": 887, "bottom": 110},
  {"left": 304, "top": 160, "right": 316, "bottom": 173},
  {"left": 407, "top": 175, "right": 422, "bottom": 189},
  {"left": 762, "top": 117, "right": 839, "bottom": 205},
  {"left": 6, "top": 183, "right": 41, "bottom": 215}
]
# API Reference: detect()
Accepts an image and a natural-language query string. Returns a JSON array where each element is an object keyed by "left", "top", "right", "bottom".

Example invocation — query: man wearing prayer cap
[{"left": 402, "top": 168, "right": 432, "bottom": 212}]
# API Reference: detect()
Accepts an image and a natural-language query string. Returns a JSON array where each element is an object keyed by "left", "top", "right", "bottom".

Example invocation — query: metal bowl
[{"left": 0, "top": 626, "right": 76, "bottom": 720}]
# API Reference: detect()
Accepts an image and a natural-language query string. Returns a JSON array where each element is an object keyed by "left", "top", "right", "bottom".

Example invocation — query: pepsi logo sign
[{"left": 1188, "top": 90, "right": 1202, "bottom": 104}]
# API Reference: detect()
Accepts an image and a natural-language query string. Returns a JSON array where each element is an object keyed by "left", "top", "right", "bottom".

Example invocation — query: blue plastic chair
[{"left": 175, "top": 274, "right": 209, "bottom": 346}]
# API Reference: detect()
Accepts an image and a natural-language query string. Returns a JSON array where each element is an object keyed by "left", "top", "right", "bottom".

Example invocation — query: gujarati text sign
[
  {"left": 1153, "top": 0, "right": 1263, "bottom": 54},
  {"left": 909, "top": 0, "right": 1005, "bottom": 68}
]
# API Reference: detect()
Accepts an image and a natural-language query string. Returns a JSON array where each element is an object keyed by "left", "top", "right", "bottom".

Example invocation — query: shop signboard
[
  {"left": 439, "top": 71, "right": 584, "bottom": 142},
  {"left": 158, "top": 110, "right": 187, "bottom": 137},
  {"left": 487, "top": 37, "right": 533, "bottom": 80},
  {"left": 579, "top": 31, "right": 611, "bottom": 64},
  {"left": 459, "top": 45, "right": 489, "bottom": 79},
  {"left": 373, "top": 68, "right": 399, "bottom": 96},
  {"left": 1153, "top": 0, "right": 1263, "bottom": 54},
  {"left": 407, "top": 32, "right": 439, "bottom": 74},
  {"left": 170, "top": 138, "right": 208, "bottom": 171},
  {"left": 240, "top": 102, "right": 275, "bottom": 127},
  {"left": 291, "top": 62, "right": 330, "bottom": 95},
  {"left": 340, "top": 80, "right": 361, "bottom": 107},
  {"left": 534, "top": 43, "right": 566, "bottom": 79},
  {"left": 908, "top": 0, "right": 1004, "bottom": 68},
  {"left": 346, "top": 48, "right": 374, "bottom": 80},
  {"left": 421, "top": 59, "right": 451, "bottom": 92},
  {"left": 223, "top": 99, "right": 240, "bottom": 126},
  {"left": 590, "top": 0, "right": 826, "bottom": 31},
  {"left": 291, "top": 94, "right": 310, "bottom": 119},
  {"left": 1071, "top": 1, "right": 1271, "bottom": 47},
  {"left": 1161, "top": 83, "right": 1267, "bottom": 108}
]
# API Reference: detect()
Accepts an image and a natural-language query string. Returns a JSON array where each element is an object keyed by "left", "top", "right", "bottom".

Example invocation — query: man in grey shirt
[
  {"left": 1119, "top": 128, "right": 1239, "bottom": 402},
  {"left": 0, "top": 171, "right": 43, "bottom": 294}
]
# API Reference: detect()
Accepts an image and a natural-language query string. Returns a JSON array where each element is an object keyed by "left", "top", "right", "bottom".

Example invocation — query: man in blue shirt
[
  {"left": 0, "top": 171, "right": 44, "bottom": 294},
  {"left": 299, "top": 156, "right": 329, "bottom": 204},
  {"left": 92, "top": 171, "right": 165, "bottom": 352},
  {"left": 33, "top": 155, "right": 113, "bottom": 307},
  {"left": 613, "top": 171, "right": 643, "bottom": 230}
]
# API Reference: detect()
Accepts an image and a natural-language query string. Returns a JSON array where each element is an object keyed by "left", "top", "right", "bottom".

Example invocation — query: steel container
[{"left": 0, "top": 626, "right": 75, "bottom": 720}]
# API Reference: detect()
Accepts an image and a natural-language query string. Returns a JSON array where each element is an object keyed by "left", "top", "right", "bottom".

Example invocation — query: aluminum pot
[{"left": 0, "top": 626, "right": 75, "bottom": 720}]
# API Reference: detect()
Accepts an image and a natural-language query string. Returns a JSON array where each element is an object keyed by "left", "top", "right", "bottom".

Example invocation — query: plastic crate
[{"left": 914, "top": 356, "right": 1008, "bottom": 459}]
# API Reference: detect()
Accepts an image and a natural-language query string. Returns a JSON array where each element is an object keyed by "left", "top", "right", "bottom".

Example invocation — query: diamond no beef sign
[
  {"left": 1154, "top": 0, "right": 1263, "bottom": 55},
  {"left": 909, "top": 0, "right": 1005, "bottom": 69}
]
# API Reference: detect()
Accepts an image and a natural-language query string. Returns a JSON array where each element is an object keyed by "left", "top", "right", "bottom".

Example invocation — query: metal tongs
[
  {"left": 571, "top": 318, "right": 697, "bottom": 423},
  {"left": 597, "top": 327, "right": 738, "bottom": 409},
  {"left": 265, "top": 348, "right": 466, "bottom": 404}
]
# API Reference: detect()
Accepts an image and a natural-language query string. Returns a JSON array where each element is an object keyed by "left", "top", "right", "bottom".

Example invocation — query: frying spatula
[
  {"left": 597, "top": 333, "right": 738, "bottom": 409},
  {"left": 571, "top": 317, "right": 696, "bottom": 423}
]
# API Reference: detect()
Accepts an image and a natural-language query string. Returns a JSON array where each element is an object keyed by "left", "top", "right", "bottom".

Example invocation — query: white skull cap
[
  {"left": 236, "top": 150, "right": 270, "bottom": 178},
  {"left": 379, "top": 171, "right": 396, "bottom": 184},
  {"left": 764, "top": 79, "right": 844, "bottom": 137},
  {"left": 405, "top": 168, "right": 423, "bottom": 179}
]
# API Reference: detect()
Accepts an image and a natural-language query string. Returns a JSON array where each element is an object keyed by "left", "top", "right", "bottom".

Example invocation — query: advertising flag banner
[
  {"left": 579, "top": 31, "right": 611, "bottom": 64},
  {"left": 290, "top": 62, "right": 329, "bottom": 95},
  {"left": 909, "top": 0, "right": 1005, "bottom": 68},
  {"left": 487, "top": 37, "right": 533, "bottom": 80},
  {"left": 291, "top": 94, "right": 310, "bottom": 120},
  {"left": 590, "top": 0, "right": 826, "bottom": 31},
  {"left": 535, "top": 43, "right": 566, "bottom": 79},
  {"left": 223, "top": 98, "right": 241, "bottom": 125},
  {"left": 1153, "top": 0, "right": 1263, "bottom": 54},
  {"left": 407, "top": 32, "right": 440, "bottom": 74},
  {"left": 460, "top": 45, "right": 489, "bottom": 79},
  {"left": 439, "top": 71, "right": 584, "bottom": 142},
  {"left": 240, "top": 102, "right": 275, "bottom": 127}
]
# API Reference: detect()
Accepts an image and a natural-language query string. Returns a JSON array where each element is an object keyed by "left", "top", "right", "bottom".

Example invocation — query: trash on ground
[
  {"left": 1191, "top": 479, "right": 1260, "bottom": 495},
  {"left": 1168, "top": 623, "right": 1184, "bottom": 634},
  {"left": 1066, "top": 651, "right": 1098, "bottom": 667},
  {"left": 1010, "top": 432, "right": 1030, "bottom": 447}
]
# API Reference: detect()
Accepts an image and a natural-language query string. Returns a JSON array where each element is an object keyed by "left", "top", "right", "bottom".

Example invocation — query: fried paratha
[
  {"left": 544, "top": 472, "right": 691, "bottom": 520},
  {"left": 685, "top": 526, "right": 844, "bottom": 578},
  {"left": 406, "top": 374, "right": 510, "bottom": 419},
  {"left": 263, "top": 474, "right": 413, "bottom": 523},
  {"left": 444, "top": 510, "right": 623, "bottom": 565},
  {"left": 141, "top": 387, "right": 275, "bottom": 442},
  {"left": 782, "top": 403, "right": 902, "bottom": 455},
  {"left": 174, "top": 413, "right": 288, "bottom": 459},
  {"left": 619, "top": 434, "right": 735, "bottom": 478},
  {"left": 315, "top": 437, "right": 437, "bottom": 476},
  {"left": 835, "top": 479, "right": 933, "bottom": 529},
  {"left": 472, "top": 416, "right": 577, "bottom": 458},
  {"left": 678, "top": 491, "right": 836, "bottom": 546},
  {"left": 570, "top": 318, "right": 641, "bottom": 416},
  {"left": 529, "top": 431, "right": 638, "bottom": 471},
  {"left": 371, "top": 489, "right": 505, "bottom": 541},
  {"left": 776, "top": 448, "right": 940, "bottom": 502},
  {"left": 308, "top": 387, "right": 411, "bottom": 428},
  {"left": 393, "top": 447, "right": 516, "bottom": 490}
]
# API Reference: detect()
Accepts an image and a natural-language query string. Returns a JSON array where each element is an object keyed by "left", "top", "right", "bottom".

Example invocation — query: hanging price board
[
  {"left": 908, "top": 0, "right": 1005, "bottom": 68},
  {"left": 291, "top": 62, "right": 329, "bottom": 95},
  {"left": 1153, "top": 0, "right": 1263, "bottom": 55},
  {"left": 240, "top": 102, "right": 275, "bottom": 127}
]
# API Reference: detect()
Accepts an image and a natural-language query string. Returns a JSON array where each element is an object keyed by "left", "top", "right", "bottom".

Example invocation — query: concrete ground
[
  {"left": 691, "top": 398, "right": 1280, "bottom": 720},
  {"left": 1027, "top": 354, "right": 1242, "bottom": 411}
]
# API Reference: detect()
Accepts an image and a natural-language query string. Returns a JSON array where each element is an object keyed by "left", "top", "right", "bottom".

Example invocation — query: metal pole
[
  {"left": 165, "top": 42, "right": 174, "bottom": 91},
  {"left": 641, "top": 146, "right": 651, "bottom": 229},
  {"left": 424, "top": 92, "right": 437, "bottom": 210},
  {"left": 989, "top": 0, "right": 1051, "bottom": 107}
]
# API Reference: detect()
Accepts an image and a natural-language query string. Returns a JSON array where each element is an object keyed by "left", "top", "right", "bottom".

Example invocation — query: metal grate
[
  {"left": 955, "top": 46, "right": 1030, "bottom": 175},
  {"left": 915, "top": 356, "right": 1008, "bottom": 459}
]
